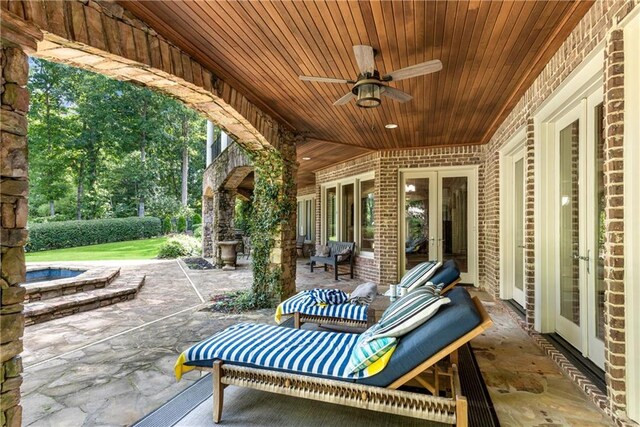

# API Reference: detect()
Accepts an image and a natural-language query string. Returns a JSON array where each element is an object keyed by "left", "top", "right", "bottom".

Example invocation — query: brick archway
[{"left": 0, "top": 3, "right": 297, "bottom": 425}]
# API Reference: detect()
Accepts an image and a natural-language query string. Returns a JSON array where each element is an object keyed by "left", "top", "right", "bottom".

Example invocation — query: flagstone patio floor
[{"left": 21, "top": 258, "right": 613, "bottom": 426}]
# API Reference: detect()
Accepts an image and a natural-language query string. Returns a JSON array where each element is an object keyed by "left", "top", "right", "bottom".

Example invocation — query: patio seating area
[
  {"left": 2, "top": 1, "right": 640, "bottom": 426},
  {"left": 19, "top": 258, "right": 612, "bottom": 426}
]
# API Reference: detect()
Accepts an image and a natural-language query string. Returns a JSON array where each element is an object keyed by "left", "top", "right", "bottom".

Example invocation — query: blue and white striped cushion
[
  {"left": 371, "top": 289, "right": 450, "bottom": 339},
  {"left": 280, "top": 291, "right": 368, "bottom": 322},
  {"left": 182, "top": 323, "right": 370, "bottom": 379},
  {"left": 309, "top": 288, "right": 349, "bottom": 305},
  {"left": 399, "top": 261, "right": 440, "bottom": 291}
]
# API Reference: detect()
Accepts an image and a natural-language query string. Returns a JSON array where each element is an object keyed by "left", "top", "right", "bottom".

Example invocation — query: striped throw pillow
[
  {"left": 308, "top": 288, "right": 348, "bottom": 305},
  {"left": 371, "top": 288, "right": 450, "bottom": 339},
  {"left": 348, "top": 324, "right": 397, "bottom": 373},
  {"left": 399, "top": 261, "right": 442, "bottom": 292}
]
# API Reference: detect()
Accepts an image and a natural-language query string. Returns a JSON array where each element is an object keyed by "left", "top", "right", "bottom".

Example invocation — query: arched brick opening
[
  {"left": 0, "top": 3, "right": 297, "bottom": 425},
  {"left": 202, "top": 139, "right": 255, "bottom": 262}
]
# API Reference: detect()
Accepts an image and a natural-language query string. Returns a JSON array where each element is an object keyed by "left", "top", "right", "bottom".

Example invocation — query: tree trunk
[
  {"left": 139, "top": 100, "right": 147, "bottom": 217},
  {"left": 49, "top": 200, "right": 55, "bottom": 217},
  {"left": 181, "top": 115, "right": 189, "bottom": 207},
  {"left": 76, "top": 161, "right": 84, "bottom": 220}
]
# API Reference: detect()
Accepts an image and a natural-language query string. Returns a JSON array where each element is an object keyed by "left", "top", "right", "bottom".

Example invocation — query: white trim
[
  {"left": 533, "top": 46, "right": 605, "bottom": 333},
  {"left": 319, "top": 172, "right": 376, "bottom": 258},
  {"left": 398, "top": 165, "right": 479, "bottom": 285},
  {"left": 624, "top": 12, "right": 640, "bottom": 424},
  {"left": 499, "top": 127, "right": 527, "bottom": 302}
]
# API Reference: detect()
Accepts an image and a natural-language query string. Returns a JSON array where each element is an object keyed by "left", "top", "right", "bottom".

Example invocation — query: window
[
  {"left": 360, "top": 179, "right": 375, "bottom": 252},
  {"left": 326, "top": 187, "right": 337, "bottom": 241},
  {"left": 297, "top": 195, "right": 315, "bottom": 241},
  {"left": 321, "top": 173, "right": 375, "bottom": 256}
]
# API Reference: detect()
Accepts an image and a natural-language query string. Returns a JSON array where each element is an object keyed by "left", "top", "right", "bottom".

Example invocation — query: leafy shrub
[
  {"left": 193, "top": 224, "right": 202, "bottom": 239},
  {"left": 157, "top": 234, "right": 201, "bottom": 259},
  {"left": 192, "top": 213, "right": 202, "bottom": 226},
  {"left": 162, "top": 217, "right": 173, "bottom": 234},
  {"left": 27, "top": 217, "right": 161, "bottom": 252},
  {"left": 177, "top": 216, "right": 187, "bottom": 233}
]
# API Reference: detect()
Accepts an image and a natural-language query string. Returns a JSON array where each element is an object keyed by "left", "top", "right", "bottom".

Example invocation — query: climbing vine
[{"left": 244, "top": 147, "right": 296, "bottom": 308}]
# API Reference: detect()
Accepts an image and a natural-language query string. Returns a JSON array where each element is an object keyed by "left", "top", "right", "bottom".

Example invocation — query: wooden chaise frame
[
  {"left": 293, "top": 278, "right": 462, "bottom": 329},
  {"left": 195, "top": 295, "right": 491, "bottom": 427}
]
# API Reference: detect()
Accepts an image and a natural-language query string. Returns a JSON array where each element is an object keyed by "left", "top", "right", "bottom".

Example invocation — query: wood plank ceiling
[{"left": 120, "top": 1, "right": 593, "bottom": 188}]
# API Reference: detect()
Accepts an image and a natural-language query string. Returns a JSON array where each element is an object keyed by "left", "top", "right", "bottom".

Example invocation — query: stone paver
[{"left": 21, "top": 258, "right": 612, "bottom": 426}]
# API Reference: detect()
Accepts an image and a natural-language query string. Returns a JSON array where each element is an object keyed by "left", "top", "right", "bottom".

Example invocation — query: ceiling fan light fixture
[
  {"left": 355, "top": 83, "right": 381, "bottom": 108},
  {"left": 385, "top": 123, "right": 398, "bottom": 129},
  {"left": 302, "top": 157, "right": 311, "bottom": 160}
]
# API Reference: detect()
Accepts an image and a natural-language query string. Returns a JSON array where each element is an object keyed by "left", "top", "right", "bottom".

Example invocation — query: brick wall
[
  {"left": 603, "top": 28, "right": 627, "bottom": 419},
  {"left": 480, "top": 0, "right": 637, "bottom": 422},
  {"left": 297, "top": 185, "right": 315, "bottom": 198}
]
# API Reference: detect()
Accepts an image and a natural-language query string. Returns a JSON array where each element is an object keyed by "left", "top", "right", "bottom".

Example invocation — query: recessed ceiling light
[
  {"left": 302, "top": 157, "right": 311, "bottom": 160},
  {"left": 385, "top": 123, "right": 399, "bottom": 129}
]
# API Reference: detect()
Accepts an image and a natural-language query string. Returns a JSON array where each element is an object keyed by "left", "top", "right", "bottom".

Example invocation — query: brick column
[
  {"left": 524, "top": 118, "right": 536, "bottom": 330},
  {"left": 0, "top": 10, "right": 42, "bottom": 427},
  {"left": 603, "top": 28, "right": 626, "bottom": 417}
]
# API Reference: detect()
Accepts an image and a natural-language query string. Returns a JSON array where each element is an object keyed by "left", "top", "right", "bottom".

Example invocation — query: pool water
[{"left": 26, "top": 268, "right": 85, "bottom": 283}]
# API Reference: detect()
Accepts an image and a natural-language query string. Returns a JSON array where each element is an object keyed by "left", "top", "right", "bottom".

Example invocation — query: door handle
[
  {"left": 573, "top": 251, "right": 591, "bottom": 274},
  {"left": 517, "top": 245, "right": 525, "bottom": 249}
]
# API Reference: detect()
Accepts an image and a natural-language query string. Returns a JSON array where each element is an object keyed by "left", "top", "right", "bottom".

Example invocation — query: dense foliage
[
  {"left": 246, "top": 148, "right": 296, "bottom": 308},
  {"left": 27, "top": 58, "right": 208, "bottom": 224},
  {"left": 27, "top": 217, "right": 161, "bottom": 252},
  {"left": 157, "top": 235, "right": 201, "bottom": 259}
]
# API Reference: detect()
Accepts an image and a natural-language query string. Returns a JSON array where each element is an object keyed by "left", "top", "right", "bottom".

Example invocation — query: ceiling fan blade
[
  {"left": 333, "top": 92, "right": 356, "bottom": 106},
  {"left": 381, "top": 86, "right": 413, "bottom": 103},
  {"left": 382, "top": 59, "right": 442, "bottom": 82},
  {"left": 353, "top": 45, "right": 375, "bottom": 75},
  {"left": 299, "top": 75, "right": 352, "bottom": 84}
]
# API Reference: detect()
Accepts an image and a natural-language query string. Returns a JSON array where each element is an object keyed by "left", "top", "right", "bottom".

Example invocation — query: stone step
[
  {"left": 24, "top": 274, "right": 145, "bottom": 326},
  {"left": 24, "top": 267, "right": 121, "bottom": 302}
]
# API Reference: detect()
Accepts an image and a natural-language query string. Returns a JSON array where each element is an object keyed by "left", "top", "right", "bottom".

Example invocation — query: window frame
[{"left": 320, "top": 172, "right": 375, "bottom": 258}]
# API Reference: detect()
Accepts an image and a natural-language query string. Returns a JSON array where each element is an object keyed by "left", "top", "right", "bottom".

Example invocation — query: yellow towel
[
  {"left": 363, "top": 345, "right": 396, "bottom": 377},
  {"left": 174, "top": 352, "right": 195, "bottom": 381},
  {"left": 274, "top": 303, "right": 284, "bottom": 324}
]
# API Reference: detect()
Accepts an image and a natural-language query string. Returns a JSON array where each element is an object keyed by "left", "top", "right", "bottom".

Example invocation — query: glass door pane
[
  {"left": 404, "top": 178, "right": 431, "bottom": 270},
  {"left": 341, "top": 184, "right": 354, "bottom": 242},
  {"left": 441, "top": 177, "right": 468, "bottom": 273},
  {"left": 559, "top": 119, "right": 581, "bottom": 326},
  {"left": 359, "top": 179, "right": 375, "bottom": 253},
  {"left": 514, "top": 158, "right": 525, "bottom": 305},
  {"left": 326, "top": 188, "right": 337, "bottom": 241}
]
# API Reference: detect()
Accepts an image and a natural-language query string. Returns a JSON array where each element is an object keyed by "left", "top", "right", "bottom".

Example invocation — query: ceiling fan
[{"left": 299, "top": 45, "right": 442, "bottom": 109}]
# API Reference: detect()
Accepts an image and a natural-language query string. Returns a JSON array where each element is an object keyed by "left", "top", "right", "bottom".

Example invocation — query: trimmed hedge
[{"left": 27, "top": 217, "right": 162, "bottom": 252}]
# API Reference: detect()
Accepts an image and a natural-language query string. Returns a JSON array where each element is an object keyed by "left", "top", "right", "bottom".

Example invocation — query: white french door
[
  {"left": 400, "top": 168, "right": 477, "bottom": 284},
  {"left": 554, "top": 89, "right": 605, "bottom": 368}
]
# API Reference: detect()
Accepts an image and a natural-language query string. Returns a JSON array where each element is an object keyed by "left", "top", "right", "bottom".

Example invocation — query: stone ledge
[
  {"left": 24, "top": 274, "right": 145, "bottom": 325},
  {"left": 23, "top": 267, "right": 120, "bottom": 301}
]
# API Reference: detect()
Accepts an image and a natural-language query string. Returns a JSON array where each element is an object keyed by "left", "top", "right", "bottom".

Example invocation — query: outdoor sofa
[
  {"left": 174, "top": 287, "right": 492, "bottom": 426},
  {"left": 276, "top": 259, "right": 461, "bottom": 329}
]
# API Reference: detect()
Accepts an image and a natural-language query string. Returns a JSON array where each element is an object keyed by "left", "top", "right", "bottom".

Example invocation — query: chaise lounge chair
[
  {"left": 175, "top": 287, "right": 492, "bottom": 426},
  {"left": 276, "top": 259, "right": 461, "bottom": 330}
]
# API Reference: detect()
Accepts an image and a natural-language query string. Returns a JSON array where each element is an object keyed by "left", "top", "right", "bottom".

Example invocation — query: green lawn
[{"left": 25, "top": 237, "right": 168, "bottom": 262}]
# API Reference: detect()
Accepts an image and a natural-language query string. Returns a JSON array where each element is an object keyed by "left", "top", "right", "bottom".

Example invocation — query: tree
[{"left": 27, "top": 59, "right": 76, "bottom": 216}]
